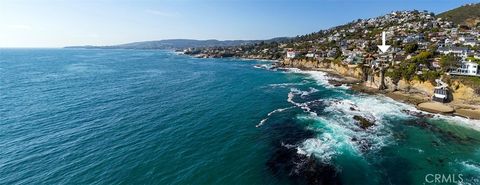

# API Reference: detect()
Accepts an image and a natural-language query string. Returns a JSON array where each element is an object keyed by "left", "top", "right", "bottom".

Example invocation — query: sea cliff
[{"left": 278, "top": 58, "right": 480, "bottom": 119}]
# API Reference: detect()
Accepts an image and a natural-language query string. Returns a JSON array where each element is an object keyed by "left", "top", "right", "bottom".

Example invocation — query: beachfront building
[
  {"left": 449, "top": 60, "right": 480, "bottom": 77},
  {"left": 432, "top": 79, "right": 449, "bottom": 103}
]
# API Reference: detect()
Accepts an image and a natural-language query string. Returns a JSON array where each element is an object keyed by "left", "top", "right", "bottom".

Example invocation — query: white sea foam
[
  {"left": 282, "top": 67, "right": 480, "bottom": 163},
  {"left": 256, "top": 107, "right": 294, "bottom": 128},
  {"left": 460, "top": 160, "right": 480, "bottom": 173},
  {"left": 256, "top": 118, "right": 268, "bottom": 128},
  {"left": 432, "top": 114, "right": 480, "bottom": 131},
  {"left": 328, "top": 95, "right": 416, "bottom": 120},
  {"left": 268, "top": 82, "right": 305, "bottom": 88},
  {"left": 296, "top": 93, "right": 480, "bottom": 163},
  {"left": 283, "top": 68, "right": 333, "bottom": 87},
  {"left": 297, "top": 137, "right": 338, "bottom": 163},
  {"left": 287, "top": 90, "right": 313, "bottom": 114},
  {"left": 290, "top": 87, "right": 319, "bottom": 98},
  {"left": 296, "top": 115, "right": 365, "bottom": 163},
  {"left": 293, "top": 94, "right": 411, "bottom": 162}
]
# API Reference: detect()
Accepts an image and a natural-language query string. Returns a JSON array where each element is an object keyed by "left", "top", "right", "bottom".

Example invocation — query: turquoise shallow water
[{"left": 1, "top": 49, "right": 479, "bottom": 185}]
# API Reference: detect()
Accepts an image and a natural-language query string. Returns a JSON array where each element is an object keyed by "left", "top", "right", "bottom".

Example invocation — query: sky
[{"left": 0, "top": 0, "right": 478, "bottom": 47}]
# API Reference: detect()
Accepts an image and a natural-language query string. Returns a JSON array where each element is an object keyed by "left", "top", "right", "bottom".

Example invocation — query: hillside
[{"left": 438, "top": 3, "right": 480, "bottom": 27}]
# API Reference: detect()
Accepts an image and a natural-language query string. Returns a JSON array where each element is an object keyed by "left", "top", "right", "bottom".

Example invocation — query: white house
[
  {"left": 449, "top": 60, "right": 480, "bottom": 76},
  {"left": 463, "top": 38, "right": 477, "bottom": 47},
  {"left": 444, "top": 38, "right": 452, "bottom": 45},
  {"left": 437, "top": 46, "right": 469, "bottom": 57},
  {"left": 306, "top": 53, "right": 317, "bottom": 58},
  {"left": 474, "top": 53, "right": 480, "bottom": 60},
  {"left": 286, "top": 51, "right": 298, "bottom": 59}
]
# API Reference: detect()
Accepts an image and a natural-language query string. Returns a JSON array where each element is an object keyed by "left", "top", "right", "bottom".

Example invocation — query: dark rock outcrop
[
  {"left": 353, "top": 115, "right": 375, "bottom": 129},
  {"left": 265, "top": 121, "right": 342, "bottom": 185}
]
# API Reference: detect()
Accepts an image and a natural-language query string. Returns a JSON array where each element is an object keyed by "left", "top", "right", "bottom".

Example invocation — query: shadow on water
[
  {"left": 263, "top": 117, "right": 342, "bottom": 185},
  {"left": 403, "top": 118, "right": 480, "bottom": 145},
  {"left": 378, "top": 156, "right": 413, "bottom": 185}
]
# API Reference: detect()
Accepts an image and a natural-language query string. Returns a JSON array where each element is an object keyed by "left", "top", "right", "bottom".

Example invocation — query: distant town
[{"left": 184, "top": 9, "right": 480, "bottom": 80}]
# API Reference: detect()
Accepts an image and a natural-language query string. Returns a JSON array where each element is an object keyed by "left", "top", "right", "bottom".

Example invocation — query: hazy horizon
[{"left": 1, "top": 0, "right": 478, "bottom": 48}]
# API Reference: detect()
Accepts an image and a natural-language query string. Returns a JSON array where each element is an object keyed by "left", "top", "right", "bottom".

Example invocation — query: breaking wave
[
  {"left": 268, "top": 82, "right": 306, "bottom": 88},
  {"left": 282, "top": 84, "right": 417, "bottom": 162},
  {"left": 256, "top": 107, "right": 294, "bottom": 128},
  {"left": 461, "top": 160, "right": 480, "bottom": 173},
  {"left": 283, "top": 68, "right": 332, "bottom": 87}
]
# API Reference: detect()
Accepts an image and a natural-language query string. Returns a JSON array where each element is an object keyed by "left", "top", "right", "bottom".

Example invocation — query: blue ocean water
[{"left": 1, "top": 49, "right": 479, "bottom": 184}]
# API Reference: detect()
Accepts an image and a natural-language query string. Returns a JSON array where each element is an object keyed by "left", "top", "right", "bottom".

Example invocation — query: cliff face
[
  {"left": 279, "top": 59, "right": 363, "bottom": 78},
  {"left": 450, "top": 81, "right": 480, "bottom": 105},
  {"left": 279, "top": 59, "right": 480, "bottom": 107}
]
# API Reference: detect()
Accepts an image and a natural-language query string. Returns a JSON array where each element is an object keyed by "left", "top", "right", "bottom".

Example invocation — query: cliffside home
[
  {"left": 449, "top": 59, "right": 480, "bottom": 76},
  {"left": 286, "top": 51, "right": 298, "bottom": 59}
]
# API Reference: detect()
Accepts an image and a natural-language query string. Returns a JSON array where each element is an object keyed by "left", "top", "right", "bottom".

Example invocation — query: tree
[
  {"left": 439, "top": 54, "right": 459, "bottom": 72},
  {"left": 404, "top": 43, "right": 419, "bottom": 54},
  {"left": 400, "top": 63, "right": 418, "bottom": 81},
  {"left": 411, "top": 51, "right": 433, "bottom": 66},
  {"left": 386, "top": 68, "right": 402, "bottom": 85}
]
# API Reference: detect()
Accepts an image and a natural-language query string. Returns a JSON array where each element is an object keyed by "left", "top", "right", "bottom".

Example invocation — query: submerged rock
[
  {"left": 401, "top": 109, "right": 434, "bottom": 118},
  {"left": 267, "top": 145, "right": 342, "bottom": 185},
  {"left": 353, "top": 115, "right": 375, "bottom": 129},
  {"left": 404, "top": 120, "right": 479, "bottom": 145},
  {"left": 265, "top": 121, "right": 342, "bottom": 185}
]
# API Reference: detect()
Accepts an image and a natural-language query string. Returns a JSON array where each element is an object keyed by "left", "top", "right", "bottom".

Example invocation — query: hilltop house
[{"left": 449, "top": 59, "right": 480, "bottom": 77}]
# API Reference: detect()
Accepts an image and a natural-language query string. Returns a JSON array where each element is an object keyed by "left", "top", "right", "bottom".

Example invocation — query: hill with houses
[
  {"left": 184, "top": 6, "right": 480, "bottom": 87},
  {"left": 182, "top": 4, "right": 480, "bottom": 114}
]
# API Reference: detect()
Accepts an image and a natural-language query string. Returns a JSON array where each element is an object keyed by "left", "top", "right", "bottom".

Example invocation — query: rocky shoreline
[
  {"left": 182, "top": 51, "right": 480, "bottom": 121},
  {"left": 274, "top": 59, "right": 480, "bottom": 121}
]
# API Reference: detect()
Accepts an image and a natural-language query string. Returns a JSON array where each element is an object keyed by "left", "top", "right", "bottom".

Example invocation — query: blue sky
[{"left": 0, "top": 0, "right": 478, "bottom": 47}]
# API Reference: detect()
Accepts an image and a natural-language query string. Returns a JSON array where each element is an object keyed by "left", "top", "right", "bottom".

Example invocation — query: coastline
[
  {"left": 283, "top": 63, "right": 480, "bottom": 121},
  {"left": 181, "top": 52, "right": 480, "bottom": 122}
]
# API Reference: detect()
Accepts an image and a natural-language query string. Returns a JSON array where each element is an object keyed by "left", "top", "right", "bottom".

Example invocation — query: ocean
[{"left": 1, "top": 49, "right": 479, "bottom": 185}]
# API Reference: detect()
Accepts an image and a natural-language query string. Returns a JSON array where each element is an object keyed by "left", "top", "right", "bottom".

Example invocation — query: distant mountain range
[
  {"left": 438, "top": 3, "right": 480, "bottom": 27},
  {"left": 65, "top": 38, "right": 290, "bottom": 50}
]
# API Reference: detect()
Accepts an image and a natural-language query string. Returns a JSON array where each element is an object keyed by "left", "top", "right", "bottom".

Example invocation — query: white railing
[{"left": 448, "top": 72, "right": 480, "bottom": 77}]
